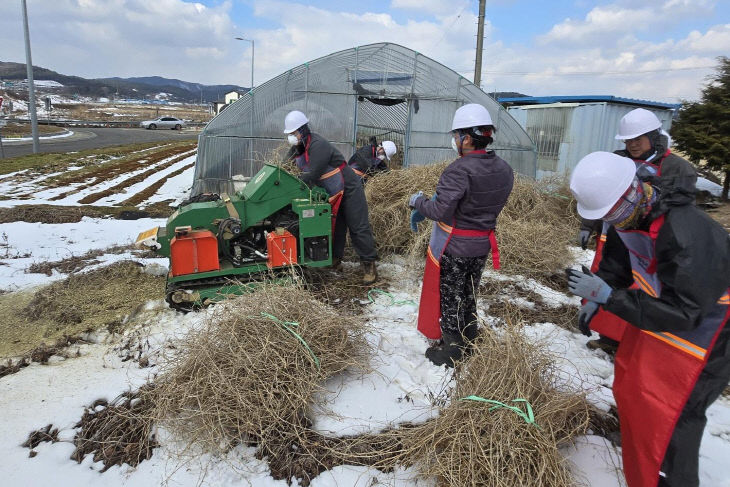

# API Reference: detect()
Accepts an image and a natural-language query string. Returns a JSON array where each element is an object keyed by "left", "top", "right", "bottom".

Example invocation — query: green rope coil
[
  {"left": 367, "top": 288, "right": 417, "bottom": 307},
  {"left": 259, "top": 312, "right": 320, "bottom": 370},
  {"left": 459, "top": 395, "right": 540, "bottom": 428}
]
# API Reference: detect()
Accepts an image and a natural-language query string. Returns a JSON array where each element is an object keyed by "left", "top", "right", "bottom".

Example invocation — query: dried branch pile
[
  {"left": 71, "top": 389, "right": 157, "bottom": 472},
  {"left": 257, "top": 319, "right": 592, "bottom": 487},
  {"left": 151, "top": 285, "right": 369, "bottom": 458},
  {"left": 365, "top": 163, "right": 578, "bottom": 280},
  {"left": 398, "top": 325, "right": 591, "bottom": 486}
]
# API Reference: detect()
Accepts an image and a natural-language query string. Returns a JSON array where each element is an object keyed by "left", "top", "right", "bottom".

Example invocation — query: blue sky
[{"left": 1, "top": 0, "right": 729, "bottom": 102}]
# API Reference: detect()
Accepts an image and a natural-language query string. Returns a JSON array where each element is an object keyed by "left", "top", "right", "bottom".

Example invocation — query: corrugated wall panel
[{"left": 508, "top": 103, "right": 675, "bottom": 179}]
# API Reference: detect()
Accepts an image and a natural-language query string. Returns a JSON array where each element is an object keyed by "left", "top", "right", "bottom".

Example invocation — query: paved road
[{"left": 0, "top": 127, "right": 199, "bottom": 159}]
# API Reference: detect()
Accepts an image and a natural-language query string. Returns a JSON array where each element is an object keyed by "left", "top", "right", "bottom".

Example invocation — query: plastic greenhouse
[{"left": 192, "top": 42, "right": 536, "bottom": 196}]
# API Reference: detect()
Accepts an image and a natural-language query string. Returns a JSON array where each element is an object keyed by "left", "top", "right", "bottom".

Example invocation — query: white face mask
[
  {"left": 377, "top": 154, "right": 386, "bottom": 161},
  {"left": 451, "top": 137, "right": 459, "bottom": 154},
  {"left": 287, "top": 134, "right": 299, "bottom": 146}
]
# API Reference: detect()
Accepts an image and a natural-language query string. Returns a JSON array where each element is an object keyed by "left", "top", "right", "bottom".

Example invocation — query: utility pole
[
  {"left": 473, "top": 0, "right": 486, "bottom": 89},
  {"left": 21, "top": 0, "right": 40, "bottom": 153},
  {"left": 234, "top": 37, "right": 255, "bottom": 92}
]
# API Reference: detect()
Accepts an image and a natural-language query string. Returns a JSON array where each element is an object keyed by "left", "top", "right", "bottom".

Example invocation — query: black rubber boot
[
  {"left": 586, "top": 335, "right": 619, "bottom": 354},
  {"left": 462, "top": 323, "right": 480, "bottom": 355},
  {"left": 425, "top": 331, "right": 465, "bottom": 367}
]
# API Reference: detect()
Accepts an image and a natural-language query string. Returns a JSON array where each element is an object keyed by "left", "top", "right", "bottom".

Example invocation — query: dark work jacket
[
  {"left": 414, "top": 150, "right": 514, "bottom": 257},
  {"left": 597, "top": 202, "right": 730, "bottom": 332},
  {"left": 286, "top": 132, "right": 361, "bottom": 189},
  {"left": 579, "top": 135, "right": 698, "bottom": 232},
  {"left": 348, "top": 143, "right": 387, "bottom": 177}
]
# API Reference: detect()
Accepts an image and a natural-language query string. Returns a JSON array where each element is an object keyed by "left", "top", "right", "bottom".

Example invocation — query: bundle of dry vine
[
  {"left": 364, "top": 162, "right": 578, "bottom": 280},
  {"left": 150, "top": 284, "right": 369, "bottom": 458},
  {"left": 261, "top": 319, "right": 592, "bottom": 487},
  {"left": 71, "top": 287, "right": 593, "bottom": 487}
]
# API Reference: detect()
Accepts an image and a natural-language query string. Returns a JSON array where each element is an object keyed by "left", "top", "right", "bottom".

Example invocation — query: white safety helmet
[
  {"left": 451, "top": 103, "right": 493, "bottom": 131},
  {"left": 283, "top": 110, "right": 309, "bottom": 134},
  {"left": 381, "top": 140, "right": 397, "bottom": 160},
  {"left": 615, "top": 108, "right": 662, "bottom": 140},
  {"left": 570, "top": 152, "right": 637, "bottom": 220}
]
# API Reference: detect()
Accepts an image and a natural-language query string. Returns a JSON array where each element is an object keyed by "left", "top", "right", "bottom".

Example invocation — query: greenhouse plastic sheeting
[{"left": 193, "top": 43, "right": 536, "bottom": 196}]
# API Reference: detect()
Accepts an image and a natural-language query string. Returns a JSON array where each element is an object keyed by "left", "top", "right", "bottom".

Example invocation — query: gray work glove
[
  {"left": 578, "top": 230, "right": 592, "bottom": 250},
  {"left": 566, "top": 265, "right": 612, "bottom": 304},
  {"left": 409, "top": 191, "right": 424, "bottom": 208},
  {"left": 578, "top": 301, "right": 599, "bottom": 336}
]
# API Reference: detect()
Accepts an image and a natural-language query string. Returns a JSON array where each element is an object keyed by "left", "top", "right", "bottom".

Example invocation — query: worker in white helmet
[
  {"left": 578, "top": 108, "right": 698, "bottom": 354},
  {"left": 568, "top": 151, "right": 730, "bottom": 487},
  {"left": 348, "top": 136, "right": 396, "bottom": 182},
  {"left": 283, "top": 110, "right": 378, "bottom": 284},
  {"left": 409, "top": 103, "right": 514, "bottom": 367}
]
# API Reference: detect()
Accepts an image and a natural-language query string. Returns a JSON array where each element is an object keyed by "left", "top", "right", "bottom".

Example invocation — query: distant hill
[{"left": 0, "top": 61, "right": 248, "bottom": 103}]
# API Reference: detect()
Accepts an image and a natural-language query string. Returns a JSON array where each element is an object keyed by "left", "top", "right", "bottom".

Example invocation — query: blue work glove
[
  {"left": 578, "top": 230, "right": 592, "bottom": 250},
  {"left": 578, "top": 301, "right": 599, "bottom": 336},
  {"left": 566, "top": 265, "right": 612, "bottom": 304},
  {"left": 408, "top": 191, "right": 424, "bottom": 208},
  {"left": 409, "top": 194, "right": 436, "bottom": 232},
  {"left": 410, "top": 209, "right": 426, "bottom": 232}
]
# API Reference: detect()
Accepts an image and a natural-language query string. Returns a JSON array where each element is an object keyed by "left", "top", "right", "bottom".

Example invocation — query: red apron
[
  {"left": 589, "top": 158, "right": 663, "bottom": 341},
  {"left": 416, "top": 221, "right": 500, "bottom": 339},
  {"left": 296, "top": 135, "right": 345, "bottom": 231},
  {"left": 610, "top": 217, "right": 730, "bottom": 487}
]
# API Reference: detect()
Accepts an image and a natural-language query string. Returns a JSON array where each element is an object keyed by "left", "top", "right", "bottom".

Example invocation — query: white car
[{"left": 140, "top": 117, "right": 185, "bottom": 130}]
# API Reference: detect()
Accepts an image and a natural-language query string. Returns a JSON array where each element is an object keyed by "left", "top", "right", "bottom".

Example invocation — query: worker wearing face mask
[
  {"left": 568, "top": 151, "right": 730, "bottom": 487},
  {"left": 283, "top": 110, "right": 378, "bottom": 284},
  {"left": 409, "top": 103, "right": 514, "bottom": 367},
  {"left": 578, "top": 108, "right": 698, "bottom": 354},
  {"left": 348, "top": 136, "right": 397, "bottom": 182}
]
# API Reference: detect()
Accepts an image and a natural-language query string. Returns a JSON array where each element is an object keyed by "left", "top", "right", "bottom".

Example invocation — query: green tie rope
[
  {"left": 367, "top": 288, "right": 417, "bottom": 307},
  {"left": 259, "top": 312, "right": 320, "bottom": 370},
  {"left": 459, "top": 396, "right": 540, "bottom": 428}
]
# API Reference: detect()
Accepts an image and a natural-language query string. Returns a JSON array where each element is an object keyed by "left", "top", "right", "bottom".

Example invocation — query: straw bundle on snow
[
  {"left": 265, "top": 320, "right": 592, "bottom": 487},
  {"left": 151, "top": 284, "right": 369, "bottom": 457},
  {"left": 364, "top": 163, "right": 578, "bottom": 280},
  {"left": 396, "top": 324, "right": 592, "bottom": 486}
]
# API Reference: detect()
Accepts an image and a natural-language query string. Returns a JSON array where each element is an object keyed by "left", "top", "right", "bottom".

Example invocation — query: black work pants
[
  {"left": 659, "top": 324, "right": 730, "bottom": 487},
  {"left": 332, "top": 175, "right": 377, "bottom": 262},
  {"left": 439, "top": 253, "right": 486, "bottom": 335}
]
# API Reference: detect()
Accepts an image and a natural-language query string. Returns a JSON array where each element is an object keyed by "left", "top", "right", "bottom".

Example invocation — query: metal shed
[
  {"left": 499, "top": 96, "right": 680, "bottom": 179},
  {"left": 192, "top": 42, "right": 537, "bottom": 196}
]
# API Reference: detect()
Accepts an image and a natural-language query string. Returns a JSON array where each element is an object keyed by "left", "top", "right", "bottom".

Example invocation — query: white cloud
[
  {"left": 0, "top": 0, "right": 725, "bottom": 103},
  {"left": 248, "top": 0, "right": 482, "bottom": 83},
  {"left": 539, "top": 0, "right": 715, "bottom": 46},
  {"left": 0, "top": 0, "right": 237, "bottom": 84},
  {"left": 677, "top": 24, "right": 730, "bottom": 52}
]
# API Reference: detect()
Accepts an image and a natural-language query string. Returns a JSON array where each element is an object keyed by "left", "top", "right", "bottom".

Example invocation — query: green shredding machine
[{"left": 136, "top": 164, "right": 333, "bottom": 310}]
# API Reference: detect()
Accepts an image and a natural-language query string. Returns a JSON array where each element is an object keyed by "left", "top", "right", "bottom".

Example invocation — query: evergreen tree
[{"left": 672, "top": 57, "right": 730, "bottom": 200}]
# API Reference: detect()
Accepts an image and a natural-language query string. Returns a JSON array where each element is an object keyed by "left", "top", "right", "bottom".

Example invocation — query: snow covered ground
[
  {"left": 1, "top": 130, "right": 75, "bottom": 143},
  {"left": 0, "top": 151, "right": 195, "bottom": 209},
  {"left": 1, "top": 161, "right": 729, "bottom": 486}
]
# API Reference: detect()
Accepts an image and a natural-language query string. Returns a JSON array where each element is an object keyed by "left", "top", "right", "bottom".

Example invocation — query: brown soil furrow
[
  {"left": 77, "top": 151, "right": 197, "bottom": 205},
  {"left": 46, "top": 143, "right": 197, "bottom": 201},
  {"left": 121, "top": 162, "right": 195, "bottom": 207}
]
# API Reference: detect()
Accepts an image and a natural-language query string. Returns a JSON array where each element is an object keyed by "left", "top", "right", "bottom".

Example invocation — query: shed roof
[{"left": 497, "top": 95, "right": 680, "bottom": 110}]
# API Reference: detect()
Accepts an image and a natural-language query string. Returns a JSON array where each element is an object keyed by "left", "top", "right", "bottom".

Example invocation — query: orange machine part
[
  {"left": 266, "top": 230, "right": 298, "bottom": 268},
  {"left": 170, "top": 230, "right": 220, "bottom": 277}
]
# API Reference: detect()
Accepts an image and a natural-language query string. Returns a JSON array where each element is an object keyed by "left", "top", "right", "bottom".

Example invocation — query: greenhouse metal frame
[{"left": 192, "top": 42, "right": 536, "bottom": 196}]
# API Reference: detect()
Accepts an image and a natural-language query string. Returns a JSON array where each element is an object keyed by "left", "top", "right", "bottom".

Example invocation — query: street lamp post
[
  {"left": 21, "top": 0, "right": 39, "bottom": 153},
  {"left": 234, "top": 37, "right": 254, "bottom": 92}
]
